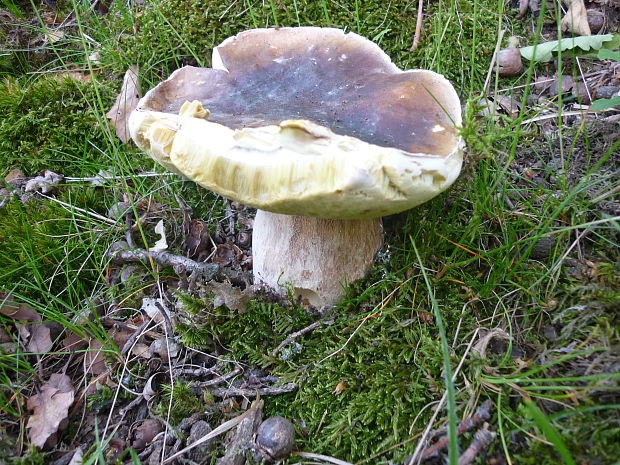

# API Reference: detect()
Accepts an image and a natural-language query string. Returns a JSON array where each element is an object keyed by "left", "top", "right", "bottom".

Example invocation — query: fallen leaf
[
  {"left": 213, "top": 242, "right": 243, "bottom": 266},
  {"left": 333, "top": 380, "right": 346, "bottom": 395},
  {"left": 149, "top": 337, "right": 181, "bottom": 361},
  {"left": 26, "top": 323, "right": 53, "bottom": 354},
  {"left": 210, "top": 281, "right": 253, "bottom": 313},
  {"left": 0, "top": 292, "right": 41, "bottom": 322},
  {"left": 26, "top": 373, "right": 75, "bottom": 448},
  {"left": 561, "top": 0, "right": 591, "bottom": 36},
  {"left": 45, "top": 29, "right": 65, "bottom": 43},
  {"left": 185, "top": 219, "right": 211, "bottom": 258},
  {"left": 5, "top": 169, "right": 26, "bottom": 187},
  {"left": 106, "top": 65, "right": 141, "bottom": 143},
  {"left": 131, "top": 419, "right": 162, "bottom": 449},
  {"left": 84, "top": 339, "right": 107, "bottom": 375}
]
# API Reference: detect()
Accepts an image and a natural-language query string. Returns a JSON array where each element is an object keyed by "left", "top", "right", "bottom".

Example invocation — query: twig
[
  {"left": 107, "top": 242, "right": 223, "bottom": 280},
  {"left": 271, "top": 320, "right": 324, "bottom": 357},
  {"left": 155, "top": 301, "right": 175, "bottom": 338},
  {"left": 216, "top": 399, "right": 264, "bottom": 465},
  {"left": 417, "top": 400, "right": 494, "bottom": 461},
  {"left": 193, "top": 366, "right": 243, "bottom": 388},
  {"left": 410, "top": 0, "right": 424, "bottom": 52},
  {"left": 210, "top": 383, "right": 298, "bottom": 398},
  {"left": 458, "top": 427, "right": 495, "bottom": 465},
  {"left": 520, "top": 108, "right": 614, "bottom": 125},
  {"left": 483, "top": 29, "right": 505, "bottom": 95}
]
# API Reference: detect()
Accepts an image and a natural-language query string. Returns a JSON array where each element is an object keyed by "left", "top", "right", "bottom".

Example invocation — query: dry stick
[
  {"left": 108, "top": 242, "right": 222, "bottom": 280},
  {"left": 163, "top": 401, "right": 262, "bottom": 464},
  {"left": 458, "top": 427, "right": 496, "bottom": 465},
  {"left": 216, "top": 399, "right": 264, "bottom": 465},
  {"left": 271, "top": 320, "right": 324, "bottom": 357},
  {"left": 193, "top": 366, "right": 243, "bottom": 388},
  {"left": 483, "top": 29, "right": 505, "bottom": 95},
  {"left": 410, "top": 0, "right": 424, "bottom": 52},
  {"left": 417, "top": 400, "right": 493, "bottom": 461},
  {"left": 210, "top": 383, "right": 298, "bottom": 398}
]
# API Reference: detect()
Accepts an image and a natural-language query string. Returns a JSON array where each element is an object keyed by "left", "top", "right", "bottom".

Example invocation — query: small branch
[
  {"left": 210, "top": 383, "right": 298, "bottom": 398},
  {"left": 271, "top": 320, "right": 324, "bottom": 357},
  {"left": 458, "top": 427, "right": 495, "bottom": 465},
  {"left": 216, "top": 399, "right": 264, "bottom": 465},
  {"left": 193, "top": 366, "right": 243, "bottom": 388},
  {"left": 107, "top": 242, "right": 222, "bottom": 280},
  {"left": 410, "top": 0, "right": 424, "bottom": 52}
]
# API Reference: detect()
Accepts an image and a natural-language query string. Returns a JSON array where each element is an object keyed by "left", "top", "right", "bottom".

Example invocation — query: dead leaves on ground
[{"left": 26, "top": 373, "right": 75, "bottom": 448}]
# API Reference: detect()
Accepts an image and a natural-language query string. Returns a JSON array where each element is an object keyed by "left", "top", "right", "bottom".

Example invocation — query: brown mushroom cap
[{"left": 130, "top": 27, "right": 464, "bottom": 219}]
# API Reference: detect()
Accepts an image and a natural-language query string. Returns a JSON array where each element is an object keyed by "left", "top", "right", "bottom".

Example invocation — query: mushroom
[{"left": 129, "top": 27, "right": 464, "bottom": 307}]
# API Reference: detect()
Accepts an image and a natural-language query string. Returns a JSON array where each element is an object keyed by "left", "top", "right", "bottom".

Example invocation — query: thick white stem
[{"left": 252, "top": 210, "right": 383, "bottom": 307}]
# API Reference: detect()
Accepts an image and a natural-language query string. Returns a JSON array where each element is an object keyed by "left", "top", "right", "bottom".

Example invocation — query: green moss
[
  {"left": 102, "top": 0, "right": 508, "bottom": 94},
  {"left": 0, "top": 75, "right": 114, "bottom": 175},
  {"left": 158, "top": 381, "right": 204, "bottom": 425}
]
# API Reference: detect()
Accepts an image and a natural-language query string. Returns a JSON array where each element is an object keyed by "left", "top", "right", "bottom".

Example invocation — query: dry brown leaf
[
  {"left": 0, "top": 292, "right": 41, "bottom": 322},
  {"left": 106, "top": 65, "right": 141, "bottom": 143},
  {"left": 210, "top": 281, "right": 253, "bottom": 313},
  {"left": 84, "top": 339, "right": 107, "bottom": 375},
  {"left": 26, "top": 373, "right": 75, "bottom": 448},
  {"left": 131, "top": 419, "right": 162, "bottom": 449},
  {"left": 561, "top": 0, "right": 591, "bottom": 36},
  {"left": 26, "top": 323, "right": 53, "bottom": 354}
]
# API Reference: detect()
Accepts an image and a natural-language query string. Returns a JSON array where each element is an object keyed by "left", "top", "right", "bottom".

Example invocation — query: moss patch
[{"left": 0, "top": 75, "right": 114, "bottom": 176}]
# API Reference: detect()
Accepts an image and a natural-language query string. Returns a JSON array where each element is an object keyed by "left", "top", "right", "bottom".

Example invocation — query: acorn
[{"left": 255, "top": 416, "right": 295, "bottom": 462}]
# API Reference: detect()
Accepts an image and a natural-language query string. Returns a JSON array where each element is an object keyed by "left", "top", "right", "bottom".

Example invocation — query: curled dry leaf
[
  {"left": 106, "top": 65, "right": 142, "bottom": 143},
  {"left": 561, "top": 0, "right": 591, "bottom": 36},
  {"left": 149, "top": 337, "right": 181, "bottom": 361},
  {"left": 473, "top": 328, "right": 510, "bottom": 358},
  {"left": 185, "top": 219, "right": 211, "bottom": 258},
  {"left": 26, "top": 373, "right": 75, "bottom": 448}
]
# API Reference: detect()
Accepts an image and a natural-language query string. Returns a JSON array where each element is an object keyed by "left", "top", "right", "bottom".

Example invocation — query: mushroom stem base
[{"left": 252, "top": 210, "right": 383, "bottom": 307}]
